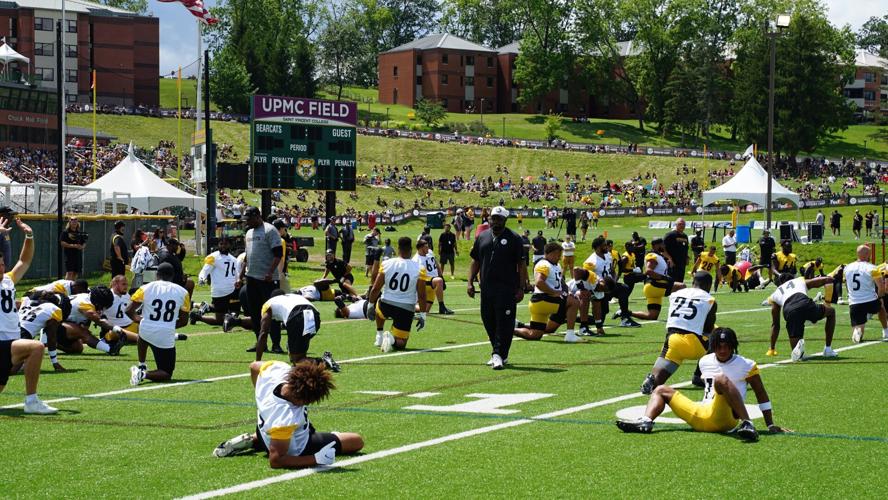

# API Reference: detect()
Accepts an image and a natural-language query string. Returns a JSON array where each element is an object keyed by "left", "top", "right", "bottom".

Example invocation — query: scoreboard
[{"left": 250, "top": 95, "right": 357, "bottom": 191}]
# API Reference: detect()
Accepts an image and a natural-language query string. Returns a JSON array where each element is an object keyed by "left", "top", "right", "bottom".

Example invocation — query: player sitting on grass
[
  {"left": 58, "top": 286, "right": 127, "bottom": 356},
  {"left": 18, "top": 292, "right": 71, "bottom": 371},
  {"left": 413, "top": 238, "right": 454, "bottom": 315},
  {"left": 630, "top": 238, "right": 685, "bottom": 321},
  {"left": 212, "top": 360, "right": 364, "bottom": 467},
  {"left": 618, "top": 328, "right": 790, "bottom": 442},
  {"left": 127, "top": 263, "right": 190, "bottom": 386},
  {"left": 323, "top": 251, "right": 361, "bottom": 299},
  {"left": 767, "top": 273, "right": 837, "bottom": 360},
  {"left": 771, "top": 240, "right": 798, "bottom": 278},
  {"left": 640, "top": 272, "right": 717, "bottom": 394},
  {"left": 368, "top": 236, "right": 427, "bottom": 352},
  {"left": 514, "top": 242, "right": 581, "bottom": 343},
  {"left": 254, "top": 289, "right": 339, "bottom": 371},
  {"left": 191, "top": 236, "right": 241, "bottom": 328},
  {"left": 0, "top": 217, "right": 58, "bottom": 414}
]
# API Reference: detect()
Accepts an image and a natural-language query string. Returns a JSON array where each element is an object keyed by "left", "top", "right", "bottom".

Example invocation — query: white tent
[
  {"left": 702, "top": 156, "right": 799, "bottom": 208},
  {"left": 0, "top": 42, "right": 29, "bottom": 66},
  {"left": 86, "top": 144, "right": 206, "bottom": 213}
]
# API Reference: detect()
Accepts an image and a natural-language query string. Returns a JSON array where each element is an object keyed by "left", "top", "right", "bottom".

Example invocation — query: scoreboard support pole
[
  {"left": 261, "top": 190, "right": 272, "bottom": 219},
  {"left": 325, "top": 191, "right": 336, "bottom": 223},
  {"left": 204, "top": 49, "right": 217, "bottom": 251}
]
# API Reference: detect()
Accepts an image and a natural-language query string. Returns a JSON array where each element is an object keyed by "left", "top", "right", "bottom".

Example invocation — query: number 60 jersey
[
  {"left": 130, "top": 280, "right": 191, "bottom": 348},
  {"left": 666, "top": 287, "right": 715, "bottom": 335}
]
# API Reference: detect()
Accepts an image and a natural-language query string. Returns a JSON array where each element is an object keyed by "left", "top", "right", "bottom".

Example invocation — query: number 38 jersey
[
  {"left": 131, "top": 281, "right": 191, "bottom": 348},
  {"left": 0, "top": 272, "right": 19, "bottom": 340},
  {"left": 380, "top": 257, "right": 427, "bottom": 307},
  {"left": 666, "top": 287, "right": 715, "bottom": 335}
]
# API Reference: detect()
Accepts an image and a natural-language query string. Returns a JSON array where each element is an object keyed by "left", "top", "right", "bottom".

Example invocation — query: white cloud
[{"left": 822, "top": 0, "right": 884, "bottom": 30}]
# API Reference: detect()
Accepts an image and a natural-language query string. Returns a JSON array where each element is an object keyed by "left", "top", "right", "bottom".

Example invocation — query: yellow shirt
[
  {"left": 774, "top": 251, "right": 797, "bottom": 272},
  {"left": 621, "top": 251, "right": 636, "bottom": 272},
  {"left": 698, "top": 253, "right": 720, "bottom": 273}
]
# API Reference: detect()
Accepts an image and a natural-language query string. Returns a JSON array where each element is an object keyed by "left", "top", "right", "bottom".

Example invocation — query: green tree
[
  {"left": 414, "top": 98, "right": 447, "bottom": 127},
  {"left": 318, "top": 3, "right": 364, "bottom": 100},
  {"left": 512, "top": 0, "right": 575, "bottom": 108},
  {"left": 209, "top": 46, "right": 255, "bottom": 114},
  {"left": 346, "top": 0, "right": 395, "bottom": 86},
  {"left": 858, "top": 15, "right": 888, "bottom": 58},
  {"left": 662, "top": 59, "right": 703, "bottom": 143},
  {"left": 439, "top": 0, "right": 525, "bottom": 48},
  {"left": 544, "top": 113, "right": 562, "bottom": 141},
  {"left": 380, "top": 0, "right": 440, "bottom": 48},
  {"left": 99, "top": 0, "right": 147, "bottom": 14}
]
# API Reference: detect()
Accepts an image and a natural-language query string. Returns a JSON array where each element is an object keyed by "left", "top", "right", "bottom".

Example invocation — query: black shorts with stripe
[
  {"left": 783, "top": 294, "right": 825, "bottom": 339},
  {"left": 284, "top": 305, "right": 321, "bottom": 354},
  {"left": 211, "top": 289, "right": 241, "bottom": 316},
  {"left": 377, "top": 300, "right": 414, "bottom": 333}
]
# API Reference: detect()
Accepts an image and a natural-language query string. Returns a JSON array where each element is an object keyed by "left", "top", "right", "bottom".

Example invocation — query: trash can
[
  {"left": 735, "top": 225, "right": 751, "bottom": 244},
  {"left": 426, "top": 212, "right": 445, "bottom": 229}
]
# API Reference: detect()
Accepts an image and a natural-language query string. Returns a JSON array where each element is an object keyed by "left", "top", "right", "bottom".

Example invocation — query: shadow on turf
[{"left": 0, "top": 407, "right": 81, "bottom": 417}]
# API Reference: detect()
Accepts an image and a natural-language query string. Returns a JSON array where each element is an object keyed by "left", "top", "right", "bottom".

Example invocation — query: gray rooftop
[
  {"left": 384, "top": 33, "right": 495, "bottom": 54},
  {"left": 0, "top": 0, "right": 139, "bottom": 15}
]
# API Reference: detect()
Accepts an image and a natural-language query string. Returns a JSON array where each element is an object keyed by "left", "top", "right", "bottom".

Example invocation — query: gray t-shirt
[{"left": 245, "top": 222, "right": 283, "bottom": 280}]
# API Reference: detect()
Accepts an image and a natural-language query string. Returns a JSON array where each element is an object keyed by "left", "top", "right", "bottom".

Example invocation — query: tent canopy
[
  {"left": 86, "top": 144, "right": 205, "bottom": 213},
  {"left": 702, "top": 157, "right": 799, "bottom": 208},
  {"left": 0, "top": 43, "right": 29, "bottom": 65}
]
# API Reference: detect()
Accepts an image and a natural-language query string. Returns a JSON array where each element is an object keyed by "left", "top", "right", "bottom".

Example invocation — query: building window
[
  {"left": 9, "top": 18, "right": 18, "bottom": 38},
  {"left": 487, "top": 57, "right": 494, "bottom": 67},
  {"left": 441, "top": 74, "right": 448, "bottom": 85},
  {"left": 416, "top": 55, "right": 422, "bottom": 64},
  {"left": 66, "top": 45, "right": 77, "bottom": 58},
  {"left": 466, "top": 55, "right": 474, "bottom": 66},
  {"left": 864, "top": 90, "right": 876, "bottom": 101},
  {"left": 486, "top": 76, "right": 493, "bottom": 88},
  {"left": 465, "top": 76, "right": 474, "bottom": 86},
  {"left": 35, "top": 43, "right": 53, "bottom": 56},
  {"left": 67, "top": 93, "right": 77, "bottom": 103},
  {"left": 35, "top": 17, "right": 53, "bottom": 31},
  {"left": 882, "top": 74, "right": 888, "bottom": 86},
  {"left": 67, "top": 19, "right": 77, "bottom": 33},
  {"left": 415, "top": 76, "right": 422, "bottom": 85},
  {"left": 864, "top": 72, "right": 875, "bottom": 83},
  {"left": 393, "top": 88, "right": 398, "bottom": 104},
  {"left": 393, "top": 66, "right": 398, "bottom": 76},
  {"left": 442, "top": 53, "right": 448, "bottom": 64},
  {"left": 66, "top": 69, "right": 77, "bottom": 83},
  {"left": 844, "top": 88, "right": 863, "bottom": 98},
  {"left": 35, "top": 67, "right": 54, "bottom": 81},
  {"left": 441, "top": 98, "right": 448, "bottom": 108}
]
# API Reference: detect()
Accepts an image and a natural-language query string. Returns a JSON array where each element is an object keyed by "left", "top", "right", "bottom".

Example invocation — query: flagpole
[
  {"left": 194, "top": 20, "right": 203, "bottom": 256},
  {"left": 92, "top": 69, "right": 97, "bottom": 180},
  {"left": 195, "top": 20, "right": 202, "bottom": 133},
  {"left": 177, "top": 66, "right": 182, "bottom": 179}
]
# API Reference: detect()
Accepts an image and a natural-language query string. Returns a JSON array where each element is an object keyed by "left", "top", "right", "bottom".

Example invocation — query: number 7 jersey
[
  {"left": 131, "top": 280, "right": 191, "bottom": 348},
  {"left": 666, "top": 287, "right": 715, "bottom": 335}
]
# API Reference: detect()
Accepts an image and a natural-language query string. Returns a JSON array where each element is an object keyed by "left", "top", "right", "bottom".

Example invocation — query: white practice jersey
[
  {"left": 413, "top": 251, "right": 440, "bottom": 280},
  {"left": 767, "top": 277, "right": 808, "bottom": 307},
  {"left": 380, "top": 257, "right": 426, "bottom": 306},
  {"left": 255, "top": 361, "right": 311, "bottom": 456},
  {"left": 645, "top": 252, "right": 669, "bottom": 277},
  {"left": 534, "top": 259, "right": 563, "bottom": 294},
  {"left": 844, "top": 261, "right": 883, "bottom": 305},
  {"left": 199, "top": 251, "right": 240, "bottom": 298},
  {"left": 106, "top": 292, "right": 133, "bottom": 328},
  {"left": 583, "top": 252, "right": 614, "bottom": 280},
  {"left": 698, "top": 352, "right": 759, "bottom": 403},
  {"left": 666, "top": 287, "right": 715, "bottom": 335},
  {"left": 262, "top": 294, "right": 316, "bottom": 324},
  {"left": 346, "top": 299, "right": 374, "bottom": 320},
  {"left": 67, "top": 293, "right": 99, "bottom": 325},
  {"left": 31, "top": 279, "right": 75, "bottom": 296},
  {"left": 0, "top": 272, "right": 18, "bottom": 340},
  {"left": 296, "top": 286, "right": 320, "bottom": 301},
  {"left": 131, "top": 281, "right": 191, "bottom": 349},
  {"left": 19, "top": 302, "right": 63, "bottom": 337}
]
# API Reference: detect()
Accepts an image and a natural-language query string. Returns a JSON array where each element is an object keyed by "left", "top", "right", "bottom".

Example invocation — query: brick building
[
  {"left": 844, "top": 50, "right": 888, "bottom": 120},
  {"left": 0, "top": 0, "right": 158, "bottom": 108}
]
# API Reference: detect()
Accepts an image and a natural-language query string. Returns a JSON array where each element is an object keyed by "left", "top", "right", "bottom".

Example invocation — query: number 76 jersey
[
  {"left": 666, "top": 287, "right": 715, "bottom": 335},
  {"left": 131, "top": 280, "right": 191, "bottom": 349}
]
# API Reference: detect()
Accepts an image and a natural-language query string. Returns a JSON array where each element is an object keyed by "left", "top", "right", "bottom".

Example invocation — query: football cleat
[
  {"left": 177, "top": 333, "right": 188, "bottom": 341},
  {"left": 270, "top": 345, "right": 286, "bottom": 355},
  {"left": 23, "top": 398, "right": 59, "bottom": 415},
  {"left": 791, "top": 339, "right": 805, "bottom": 361},
  {"left": 616, "top": 419, "right": 653, "bottom": 434},
  {"left": 882, "top": 332, "right": 888, "bottom": 342},
  {"left": 213, "top": 433, "right": 254, "bottom": 458},
  {"left": 611, "top": 310, "right": 622, "bottom": 320},
  {"left": 108, "top": 333, "right": 127, "bottom": 356},
  {"left": 736, "top": 420, "right": 759, "bottom": 442},
  {"left": 620, "top": 318, "right": 641, "bottom": 328},
  {"left": 490, "top": 354, "right": 504, "bottom": 370},
  {"left": 822, "top": 346, "right": 838, "bottom": 358},
  {"left": 813, "top": 292, "right": 823, "bottom": 303},
  {"left": 486, "top": 355, "right": 508, "bottom": 366},
  {"left": 374, "top": 332, "right": 383, "bottom": 347},
  {"left": 640, "top": 373, "right": 657, "bottom": 395},
  {"left": 322, "top": 351, "right": 341, "bottom": 372},
  {"left": 129, "top": 365, "right": 146, "bottom": 386},
  {"left": 199, "top": 301, "right": 211, "bottom": 316},
  {"left": 851, "top": 327, "right": 863, "bottom": 344},
  {"left": 564, "top": 330, "right": 581, "bottom": 343},
  {"left": 222, "top": 314, "right": 236, "bottom": 333},
  {"left": 189, "top": 308, "right": 201, "bottom": 325},
  {"left": 380, "top": 331, "right": 395, "bottom": 353},
  {"left": 766, "top": 348, "right": 778, "bottom": 357},
  {"left": 439, "top": 305, "right": 455, "bottom": 315}
]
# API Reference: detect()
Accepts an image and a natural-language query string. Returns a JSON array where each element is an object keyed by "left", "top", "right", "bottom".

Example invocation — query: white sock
[
  {"left": 25, "top": 393, "right": 38, "bottom": 404},
  {"left": 565, "top": 329, "right": 574, "bottom": 336},
  {"left": 882, "top": 327, "right": 888, "bottom": 336},
  {"left": 95, "top": 340, "right": 111, "bottom": 353},
  {"left": 640, "top": 415, "right": 653, "bottom": 423},
  {"left": 48, "top": 350, "right": 58, "bottom": 364}
]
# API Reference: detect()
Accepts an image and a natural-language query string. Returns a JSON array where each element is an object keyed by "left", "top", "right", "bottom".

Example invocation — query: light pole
[
  {"left": 766, "top": 13, "right": 790, "bottom": 230},
  {"left": 386, "top": 107, "right": 390, "bottom": 128},
  {"left": 480, "top": 97, "right": 485, "bottom": 124},
  {"left": 863, "top": 140, "right": 868, "bottom": 158},
  {"left": 502, "top": 116, "right": 506, "bottom": 138}
]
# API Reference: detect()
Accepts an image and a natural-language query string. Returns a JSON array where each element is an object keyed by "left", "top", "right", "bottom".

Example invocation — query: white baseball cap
[{"left": 491, "top": 206, "right": 509, "bottom": 218}]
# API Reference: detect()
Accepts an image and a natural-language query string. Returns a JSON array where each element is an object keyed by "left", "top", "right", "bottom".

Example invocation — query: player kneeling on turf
[
  {"left": 617, "top": 328, "right": 790, "bottom": 441},
  {"left": 368, "top": 237, "right": 427, "bottom": 352},
  {"left": 514, "top": 242, "right": 581, "bottom": 343},
  {"left": 255, "top": 289, "right": 339, "bottom": 372},
  {"left": 213, "top": 360, "right": 364, "bottom": 466}
]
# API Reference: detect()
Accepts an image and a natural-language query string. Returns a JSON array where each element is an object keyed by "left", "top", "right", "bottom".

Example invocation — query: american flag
[{"left": 157, "top": 0, "right": 218, "bottom": 25}]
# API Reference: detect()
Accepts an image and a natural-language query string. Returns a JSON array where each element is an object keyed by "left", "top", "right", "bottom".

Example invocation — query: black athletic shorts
[
  {"left": 56, "top": 324, "right": 76, "bottom": 349},
  {"left": 252, "top": 423, "right": 342, "bottom": 455},
  {"left": 285, "top": 305, "right": 321, "bottom": 354},
  {"left": 377, "top": 300, "right": 414, "bottom": 333},
  {"left": 439, "top": 252, "right": 455, "bottom": 267},
  {"left": 783, "top": 294, "right": 825, "bottom": 339},
  {"left": 849, "top": 299, "right": 881, "bottom": 326},
  {"left": 19, "top": 327, "right": 33, "bottom": 340},
  {"left": 146, "top": 341, "right": 176, "bottom": 375},
  {"left": 211, "top": 289, "right": 241, "bottom": 316},
  {"left": 0, "top": 339, "right": 13, "bottom": 386}
]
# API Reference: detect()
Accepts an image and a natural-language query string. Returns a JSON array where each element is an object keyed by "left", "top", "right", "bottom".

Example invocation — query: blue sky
[{"left": 151, "top": 0, "right": 878, "bottom": 78}]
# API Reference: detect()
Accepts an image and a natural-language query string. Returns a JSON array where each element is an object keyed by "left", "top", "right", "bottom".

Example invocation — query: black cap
[
  {"left": 0, "top": 206, "right": 15, "bottom": 215},
  {"left": 272, "top": 218, "right": 287, "bottom": 229},
  {"left": 114, "top": 220, "right": 125, "bottom": 228},
  {"left": 167, "top": 237, "right": 180, "bottom": 246}
]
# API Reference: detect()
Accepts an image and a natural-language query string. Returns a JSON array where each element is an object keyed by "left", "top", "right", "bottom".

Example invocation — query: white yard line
[{"left": 179, "top": 339, "right": 884, "bottom": 499}]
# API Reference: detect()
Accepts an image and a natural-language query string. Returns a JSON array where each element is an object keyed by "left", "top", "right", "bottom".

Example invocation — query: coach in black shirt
[
  {"left": 663, "top": 217, "right": 689, "bottom": 283},
  {"left": 438, "top": 223, "right": 458, "bottom": 278},
  {"left": 469, "top": 206, "right": 528, "bottom": 370},
  {"left": 531, "top": 230, "right": 547, "bottom": 265}
]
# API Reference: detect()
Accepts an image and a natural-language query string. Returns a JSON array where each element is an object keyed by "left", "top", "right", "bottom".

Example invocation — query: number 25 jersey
[
  {"left": 131, "top": 280, "right": 191, "bottom": 348},
  {"left": 666, "top": 287, "right": 714, "bottom": 335}
]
